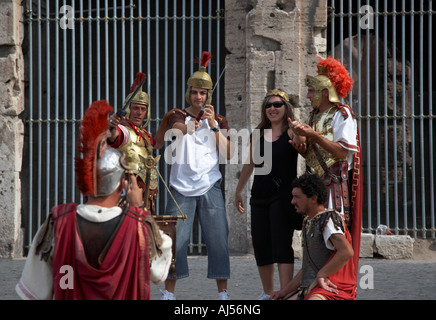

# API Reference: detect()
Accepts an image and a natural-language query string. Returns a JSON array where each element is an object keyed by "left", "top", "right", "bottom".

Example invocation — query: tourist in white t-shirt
[{"left": 160, "top": 52, "right": 234, "bottom": 300}]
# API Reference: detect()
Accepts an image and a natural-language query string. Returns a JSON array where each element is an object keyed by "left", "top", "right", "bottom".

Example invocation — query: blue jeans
[{"left": 165, "top": 181, "right": 230, "bottom": 280}]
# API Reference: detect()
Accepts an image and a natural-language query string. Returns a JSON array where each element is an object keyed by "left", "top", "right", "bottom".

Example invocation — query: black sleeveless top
[{"left": 251, "top": 130, "right": 299, "bottom": 199}]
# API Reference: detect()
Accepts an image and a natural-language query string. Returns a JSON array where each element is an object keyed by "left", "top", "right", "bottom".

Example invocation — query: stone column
[
  {"left": 224, "top": 0, "right": 327, "bottom": 254},
  {"left": 0, "top": 0, "right": 25, "bottom": 258}
]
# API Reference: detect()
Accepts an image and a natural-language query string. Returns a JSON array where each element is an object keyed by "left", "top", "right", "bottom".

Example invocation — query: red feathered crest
[
  {"left": 75, "top": 100, "right": 114, "bottom": 196},
  {"left": 317, "top": 57, "right": 353, "bottom": 98},
  {"left": 200, "top": 51, "right": 212, "bottom": 68},
  {"left": 193, "top": 51, "right": 212, "bottom": 68},
  {"left": 129, "top": 72, "right": 146, "bottom": 93}
]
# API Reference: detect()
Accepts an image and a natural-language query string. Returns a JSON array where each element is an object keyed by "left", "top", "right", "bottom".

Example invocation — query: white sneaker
[
  {"left": 257, "top": 291, "right": 271, "bottom": 300},
  {"left": 217, "top": 289, "right": 231, "bottom": 300},
  {"left": 160, "top": 289, "right": 176, "bottom": 300}
]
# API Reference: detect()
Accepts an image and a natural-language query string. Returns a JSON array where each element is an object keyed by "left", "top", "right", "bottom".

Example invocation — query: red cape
[
  {"left": 350, "top": 126, "right": 363, "bottom": 278},
  {"left": 51, "top": 203, "right": 150, "bottom": 300}
]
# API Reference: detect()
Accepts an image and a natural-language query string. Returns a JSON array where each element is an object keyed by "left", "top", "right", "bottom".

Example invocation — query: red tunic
[{"left": 51, "top": 203, "right": 150, "bottom": 300}]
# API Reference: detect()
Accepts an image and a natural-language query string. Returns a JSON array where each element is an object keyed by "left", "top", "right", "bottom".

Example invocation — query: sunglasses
[{"left": 265, "top": 101, "right": 284, "bottom": 109}]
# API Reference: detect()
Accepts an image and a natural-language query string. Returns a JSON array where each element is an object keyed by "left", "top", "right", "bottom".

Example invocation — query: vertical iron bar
[
  {"left": 71, "top": 0, "right": 77, "bottom": 202},
  {"left": 164, "top": 0, "right": 168, "bottom": 116},
  {"left": 37, "top": 0, "right": 42, "bottom": 228},
  {"left": 45, "top": 0, "right": 51, "bottom": 219},
  {"left": 410, "top": 0, "right": 417, "bottom": 237},
  {"left": 88, "top": 0, "right": 92, "bottom": 107},
  {"left": 96, "top": 0, "right": 101, "bottom": 100},
  {"left": 331, "top": 0, "right": 335, "bottom": 59},
  {"left": 392, "top": 0, "right": 399, "bottom": 233},
  {"left": 339, "top": 0, "right": 344, "bottom": 64},
  {"left": 27, "top": 0, "right": 34, "bottom": 246},
  {"left": 428, "top": 0, "right": 435, "bottom": 239},
  {"left": 113, "top": 0, "right": 118, "bottom": 110},
  {"left": 79, "top": 0, "right": 84, "bottom": 204},
  {"left": 138, "top": 0, "right": 142, "bottom": 73},
  {"left": 182, "top": 1, "right": 186, "bottom": 107},
  {"left": 419, "top": 0, "right": 426, "bottom": 238},
  {"left": 63, "top": 0, "right": 68, "bottom": 203},
  {"left": 129, "top": 0, "right": 134, "bottom": 83},
  {"left": 365, "top": 0, "right": 372, "bottom": 232},
  {"left": 383, "top": 0, "right": 389, "bottom": 228},
  {"left": 105, "top": 0, "right": 110, "bottom": 101},
  {"left": 172, "top": 0, "right": 177, "bottom": 107},
  {"left": 374, "top": 0, "right": 380, "bottom": 233},
  {"left": 146, "top": 0, "right": 150, "bottom": 109},
  {"left": 348, "top": 0, "right": 353, "bottom": 110},
  {"left": 216, "top": 0, "right": 221, "bottom": 114},
  {"left": 189, "top": 0, "right": 194, "bottom": 254},
  {"left": 146, "top": 0, "right": 151, "bottom": 157},
  {"left": 55, "top": 1, "right": 60, "bottom": 207},
  {"left": 356, "top": 0, "right": 364, "bottom": 230},
  {"left": 155, "top": 0, "right": 160, "bottom": 136},
  {"left": 121, "top": 0, "right": 126, "bottom": 102},
  {"left": 401, "top": 0, "right": 408, "bottom": 234}
]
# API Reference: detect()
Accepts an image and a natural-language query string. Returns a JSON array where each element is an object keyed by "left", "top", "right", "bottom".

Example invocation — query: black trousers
[{"left": 250, "top": 194, "right": 295, "bottom": 266}]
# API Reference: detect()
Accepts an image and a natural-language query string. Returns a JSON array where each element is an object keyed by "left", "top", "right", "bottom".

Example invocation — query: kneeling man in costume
[
  {"left": 271, "top": 173, "right": 356, "bottom": 300},
  {"left": 16, "top": 100, "right": 171, "bottom": 300}
]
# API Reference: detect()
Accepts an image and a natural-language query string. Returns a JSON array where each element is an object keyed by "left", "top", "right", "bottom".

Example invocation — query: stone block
[
  {"left": 292, "top": 230, "right": 302, "bottom": 260},
  {"left": 359, "top": 233, "right": 375, "bottom": 258},
  {"left": 374, "top": 235, "right": 414, "bottom": 259}
]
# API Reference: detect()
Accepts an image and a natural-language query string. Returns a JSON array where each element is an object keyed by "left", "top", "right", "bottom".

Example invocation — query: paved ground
[{"left": 1, "top": 252, "right": 436, "bottom": 300}]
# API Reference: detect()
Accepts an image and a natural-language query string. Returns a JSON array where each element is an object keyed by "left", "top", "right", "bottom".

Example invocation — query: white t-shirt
[{"left": 168, "top": 116, "right": 222, "bottom": 197}]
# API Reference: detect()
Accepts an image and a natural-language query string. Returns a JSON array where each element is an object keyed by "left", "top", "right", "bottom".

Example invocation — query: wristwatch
[{"left": 211, "top": 127, "right": 219, "bottom": 132}]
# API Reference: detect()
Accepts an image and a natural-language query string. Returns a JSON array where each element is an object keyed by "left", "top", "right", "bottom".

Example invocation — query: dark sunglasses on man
[{"left": 265, "top": 101, "right": 284, "bottom": 109}]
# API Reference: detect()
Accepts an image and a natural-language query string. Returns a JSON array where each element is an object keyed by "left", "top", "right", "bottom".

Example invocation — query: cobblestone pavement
[{"left": 1, "top": 254, "right": 435, "bottom": 300}]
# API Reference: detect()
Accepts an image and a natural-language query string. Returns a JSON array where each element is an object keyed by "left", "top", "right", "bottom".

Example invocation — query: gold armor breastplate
[
  {"left": 305, "top": 106, "right": 346, "bottom": 176},
  {"left": 117, "top": 125, "right": 158, "bottom": 190}
]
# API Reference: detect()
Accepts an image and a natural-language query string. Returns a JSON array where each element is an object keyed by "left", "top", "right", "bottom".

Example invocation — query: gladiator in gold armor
[
  {"left": 300, "top": 57, "right": 358, "bottom": 227},
  {"left": 295, "top": 57, "right": 363, "bottom": 282},
  {"left": 108, "top": 73, "right": 159, "bottom": 213}
]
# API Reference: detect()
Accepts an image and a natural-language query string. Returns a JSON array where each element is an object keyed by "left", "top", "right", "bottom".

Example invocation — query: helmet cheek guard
[{"left": 306, "top": 74, "right": 340, "bottom": 108}]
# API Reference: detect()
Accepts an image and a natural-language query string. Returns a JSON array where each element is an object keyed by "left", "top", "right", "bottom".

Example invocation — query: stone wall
[
  {"left": 224, "top": 0, "right": 328, "bottom": 253},
  {"left": 0, "top": 0, "right": 25, "bottom": 258}
]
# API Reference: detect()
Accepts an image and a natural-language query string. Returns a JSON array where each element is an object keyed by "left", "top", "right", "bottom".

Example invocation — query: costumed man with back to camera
[
  {"left": 289, "top": 57, "right": 363, "bottom": 298},
  {"left": 161, "top": 52, "right": 234, "bottom": 300},
  {"left": 108, "top": 73, "right": 177, "bottom": 214},
  {"left": 15, "top": 100, "right": 171, "bottom": 300}
]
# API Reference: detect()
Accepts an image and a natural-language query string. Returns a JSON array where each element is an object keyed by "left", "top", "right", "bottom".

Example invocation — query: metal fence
[
  {"left": 328, "top": 0, "right": 435, "bottom": 238},
  {"left": 22, "top": 0, "right": 225, "bottom": 253}
]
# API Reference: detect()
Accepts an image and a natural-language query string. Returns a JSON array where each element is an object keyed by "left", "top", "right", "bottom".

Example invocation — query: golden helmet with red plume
[
  {"left": 186, "top": 52, "right": 213, "bottom": 105},
  {"left": 306, "top": 56, "right": 353, "bottom": 107},
  {"left": 123, "top": 72, "right": 151, "bottom": 127},
  {"left": 75, "top": 100, "right": 129, "bottom": 197}
]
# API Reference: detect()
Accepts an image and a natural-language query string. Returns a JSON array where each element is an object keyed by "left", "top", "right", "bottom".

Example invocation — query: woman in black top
[{"left": 235, "top": 89, "right": 305, "bottom": 300}]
